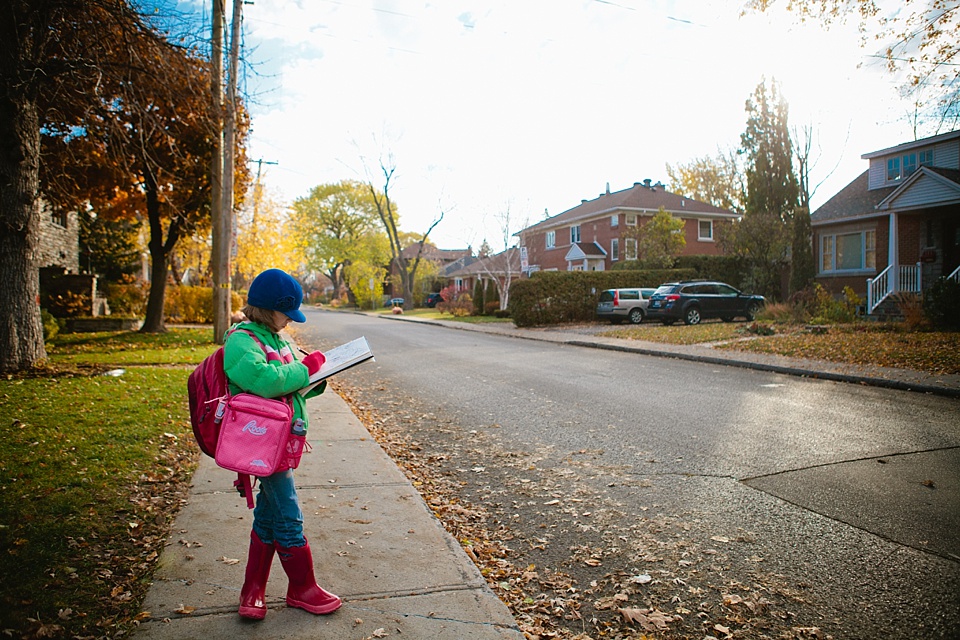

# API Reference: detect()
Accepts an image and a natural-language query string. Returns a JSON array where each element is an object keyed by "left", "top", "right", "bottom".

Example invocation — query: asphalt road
[{"left": 295, "top": 308, "right": 960, "bottom": 639}]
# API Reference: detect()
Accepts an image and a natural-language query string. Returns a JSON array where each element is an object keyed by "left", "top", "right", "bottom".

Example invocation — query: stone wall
[{"left": 37, "top": 203, "right": 80, "bottom": 273}]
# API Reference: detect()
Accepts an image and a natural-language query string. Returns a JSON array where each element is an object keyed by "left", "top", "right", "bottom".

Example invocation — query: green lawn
[{"left": 0, "top": 329, "right": 211, "bottom": 639}]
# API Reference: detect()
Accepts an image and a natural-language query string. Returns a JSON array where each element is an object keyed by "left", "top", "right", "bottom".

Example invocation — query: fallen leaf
[{"left": 173, "top": 604, "right": 196, "bottom": 615}]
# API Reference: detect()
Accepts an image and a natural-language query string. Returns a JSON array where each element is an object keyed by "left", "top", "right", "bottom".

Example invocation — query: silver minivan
[{"left": 596, "top": 287, "right": 656, "bottom": 324}]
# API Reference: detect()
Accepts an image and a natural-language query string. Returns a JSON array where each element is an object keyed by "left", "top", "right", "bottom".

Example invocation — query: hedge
[{"left": 507, "top": 268, "right": 697, "bottom": 327}]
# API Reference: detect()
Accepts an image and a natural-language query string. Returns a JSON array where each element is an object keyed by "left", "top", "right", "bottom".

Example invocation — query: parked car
[
  {"left": 646, "top": 281, "right": 764, "bottom": 325},
  {"left": 596, "top": 287, "right": 657, "bottom": 324},
  {"left": 389, "top": 297, "right": 405, "bottom": 307},
  {"left": 423, "top": 293, "right": 442, "bottom": 308}
]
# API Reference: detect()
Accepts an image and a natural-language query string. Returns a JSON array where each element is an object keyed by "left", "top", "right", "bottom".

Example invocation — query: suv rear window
[
  {"left": 599, "top": 291, "right": 615, "bottom": 303},
  {"left": 653, "top": 284, "right": 678, "bottom": 295},
  {"left": 619, "top": 290, "right": 640, "bottom": 300}
]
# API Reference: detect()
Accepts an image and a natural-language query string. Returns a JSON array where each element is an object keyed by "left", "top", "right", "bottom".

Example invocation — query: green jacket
[{"left": 222, "top": 322, "right": 325, "bottom": 431}]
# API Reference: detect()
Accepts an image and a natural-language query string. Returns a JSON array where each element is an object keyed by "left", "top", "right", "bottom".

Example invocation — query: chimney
[
  {"left": 605, "top": 182, "right": 611, "bottom": 195},
  {"left": 643, "top": 178, "right": 652, "bottom": 188}
]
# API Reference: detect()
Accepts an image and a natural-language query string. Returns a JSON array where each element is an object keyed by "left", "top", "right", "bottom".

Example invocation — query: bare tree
[
  {"left": 363, "top": 153, "right": 442, "bottom": 309},
  {"left": 475, "top": 202, "right": 524, "bottom": 311}
]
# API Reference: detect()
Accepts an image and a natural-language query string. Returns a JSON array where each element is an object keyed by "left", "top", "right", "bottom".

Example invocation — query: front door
[{"left": 944, "top": 215, "right": 960, "bottom": 278}]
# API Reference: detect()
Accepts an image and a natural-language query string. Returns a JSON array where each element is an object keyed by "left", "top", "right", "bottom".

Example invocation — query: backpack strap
[{"left": 234, "top": 474, "right": 255, "bottom": 509}]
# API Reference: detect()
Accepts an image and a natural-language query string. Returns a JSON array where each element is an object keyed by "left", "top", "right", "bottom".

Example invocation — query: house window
[
  {"left": 611, "top": 215, "right": 618, "bottom": 228},
  {"left": 888, "top": 150, "right": 932, "bottom": 182},
  {"left": 51, "top": 209, "right": 68, "bottom": 228},
  {"left": 624, "top": 237, "right": 637, "bottom": 261},
  {"left": 570, "top": 225, "right": 581, "bottom": 244},
  {"left": 820, "top": 230, "right": 876, "bottom": 273},
  {"left": 886, "top": 157, "right": 901, "bottom": 181},
  {"left": 902, "top": 153, "right": 917, "bottom": 176},
  {"left": 611, "top": 238, "right": 619, "bottom": 261},
  {"left": 698, "top": 220, "right": 713, "bottom": 241},
  {"left": 626, "top": 214, "right": 637, "bottom": 226},
  {"left": 545, "top": 231, "right": 555, "bottom": 249}
]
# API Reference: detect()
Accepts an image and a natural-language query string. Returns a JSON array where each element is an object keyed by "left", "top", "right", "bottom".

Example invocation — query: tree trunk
[
  {"left": 139, "top": 167, "right": 168, "bottom": 333},
  {"left": 0, "top": 89, "right": 47, "bottom": 372}
]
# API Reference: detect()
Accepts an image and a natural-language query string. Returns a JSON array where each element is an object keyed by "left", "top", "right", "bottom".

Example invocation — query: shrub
[
  {"left": 508, "top": 268, "right": 697, "bottom": 327},
  {"left": 41, "top": 309, "right": 61, "bottom": 341},
  {"left": 788, "top": 284, "right": 862, "bottom": 325},
  {"left": 484, "top": 300, "right": 501, "bottom": 315},
  {"left": 104, "top": 281, "right": 147, "bottom": 316},
  {"left": 924, "top": 277, "right": 960, "bottom": 330},
  {"left": 757, "top": 301, "right": 808, "bottom": 324},
  {"left": 473, "top": 280, "right": 484, "bottom": 315},
  {"left": 45, "top": 291, "right": 90, "bottom": 318},
  {"left": 164, "top": 285, "right": 243, "bottom": 323},
  {"left": 436, "top": 285, "right": 472, "bottom": 317},
  {"left": 893, "top": 292, "right": 927, "bottom": 331}
]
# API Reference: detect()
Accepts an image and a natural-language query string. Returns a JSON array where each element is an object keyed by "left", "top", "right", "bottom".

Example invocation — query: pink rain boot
[
  {"left": 275, "top": 538, "right": 342, "bottom": 615},
  {"left": 239, "top": 530, "right": 275, "bottom": 620}
]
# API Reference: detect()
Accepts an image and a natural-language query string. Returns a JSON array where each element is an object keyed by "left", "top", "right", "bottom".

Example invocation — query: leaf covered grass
[
  {"left": 717, "top": 325, "right": 960, "bottom": 375},
  {"left": 599, "top": 320, "right": 742, "bottom": 345},
  {"left": 0, "top": 329, "right": 211, "bottom": 639}
]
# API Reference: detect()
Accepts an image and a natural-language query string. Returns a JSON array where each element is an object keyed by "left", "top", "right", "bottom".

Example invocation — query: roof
[
  {"left": 401, "top": 244, "right": 473, "bottom": 262},
  {"left": 565, "top": 242, "right": 607, "bottom": 261},
  {"left": 520, "top": 182, "right": 738, "bottom": 235},
  {"left": 862, "top": 129, "right": 960, "bottom": 159},
  {"left": 447, "top": 248, "right": 521, "bottom": 277},
  {"left": 810, "top": 171, "right": 896, "bottom": 226},
  {"left": 812, "top": 166, "right": 960, "bottom": 225}
]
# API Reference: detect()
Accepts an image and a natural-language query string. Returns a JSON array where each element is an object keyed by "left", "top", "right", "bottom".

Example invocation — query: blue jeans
[{"left": 252, "top": 469, "right": 305, "bottom": 548}]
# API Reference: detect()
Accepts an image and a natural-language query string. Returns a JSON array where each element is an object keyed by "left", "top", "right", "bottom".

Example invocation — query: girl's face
[{"left": 272, "top": 310, "right": 292, "bottom": 332}]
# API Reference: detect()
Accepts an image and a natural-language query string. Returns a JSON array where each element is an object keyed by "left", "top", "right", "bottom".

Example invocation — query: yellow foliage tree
[{"left": 233, "top": 182, "right": 297, "bottom": 291}]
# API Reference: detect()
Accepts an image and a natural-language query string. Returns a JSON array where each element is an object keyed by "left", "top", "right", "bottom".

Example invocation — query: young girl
[{"left": 222, "top": 268, "right": 341, "bottom": 620}]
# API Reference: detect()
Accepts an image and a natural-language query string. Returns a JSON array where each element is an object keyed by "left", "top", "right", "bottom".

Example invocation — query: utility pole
[{"left": 210, "top": 0, "right": 228, "bottom": 343}]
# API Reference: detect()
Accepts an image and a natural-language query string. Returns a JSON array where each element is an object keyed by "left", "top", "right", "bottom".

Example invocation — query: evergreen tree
[
  {"left": 723, "top": 78, "right": 800, "bottom": 299},
  {"left": 473, "top": 279, "right": 484, "bottom": 315}
]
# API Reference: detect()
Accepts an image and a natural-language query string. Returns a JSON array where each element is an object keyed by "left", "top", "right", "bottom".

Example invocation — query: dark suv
[{"left": 646, "top": 281, "right": 764, "bottom": 325}]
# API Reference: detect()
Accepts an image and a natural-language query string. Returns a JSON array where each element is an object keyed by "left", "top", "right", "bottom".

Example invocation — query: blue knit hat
[{"left": 247, "top": 269, "right": 306, "bottom": 323}]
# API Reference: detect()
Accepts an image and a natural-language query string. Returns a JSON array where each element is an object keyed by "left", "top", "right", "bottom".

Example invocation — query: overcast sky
[{"left": 227, "top": 0, "right": 918, "bottom": 250}]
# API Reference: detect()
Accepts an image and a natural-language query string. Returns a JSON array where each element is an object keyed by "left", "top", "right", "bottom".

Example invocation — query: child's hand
[{"left": 301, "top": 351, "right": 325, "bottom": 375}]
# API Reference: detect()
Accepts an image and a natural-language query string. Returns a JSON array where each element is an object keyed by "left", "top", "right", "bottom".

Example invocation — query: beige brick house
[{"left": 517, "top": 180, "right": 738, "bottom": 273}]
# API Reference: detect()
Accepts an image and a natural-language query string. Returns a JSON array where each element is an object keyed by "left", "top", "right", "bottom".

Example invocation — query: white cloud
[{"left": 239, "top": 0, "right": 918, "bottom": 249}]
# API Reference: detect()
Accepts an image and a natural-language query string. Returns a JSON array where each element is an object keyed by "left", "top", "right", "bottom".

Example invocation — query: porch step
[{"left": 865, "top": 296, "right": 906, "bottom": 322}]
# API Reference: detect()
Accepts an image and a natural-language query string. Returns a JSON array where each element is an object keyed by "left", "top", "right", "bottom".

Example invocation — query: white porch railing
[
  {"left": 866, "top": 262, "right": 922, "bottom": 314},
  {"left": 950, "top": 265, "right": 960, "bottom": 284}
]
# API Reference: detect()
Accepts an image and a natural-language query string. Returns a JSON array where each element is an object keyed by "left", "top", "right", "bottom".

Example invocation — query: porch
[{"left": 867, "top": 262, "right": 960, "bottom": 314}]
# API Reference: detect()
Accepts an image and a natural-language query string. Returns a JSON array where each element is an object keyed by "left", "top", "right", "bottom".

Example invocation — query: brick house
[
  {"left": 517, "top": 180, "right": 739, "bottom": 273},
  {"left": 811, "top": 129, "right": 960, "bottom": 312},
  {"left": 446, "top": 247, "right": 521, "bottom": 295},
  {"left": 388, "top": 243, "right": 474, "bottom": 302}
]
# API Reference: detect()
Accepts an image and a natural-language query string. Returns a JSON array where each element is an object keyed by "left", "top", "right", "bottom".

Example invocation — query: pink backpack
[
  {"left": 187, "top": 328, "right": 259, "bottom": 457},
  {"left": 187, "top": 328, "right": 305, "bottom": 508}
]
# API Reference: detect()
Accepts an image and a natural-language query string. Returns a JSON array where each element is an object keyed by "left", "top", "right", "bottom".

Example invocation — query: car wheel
[
  {"left": 628, "top": 308, "right": 644, "bottom": 324},
  {"left": 745, "top": 302, "right": 760, "bottom": 321},
  {"left": 684, "top": 307, "right": 701, "bottom": 325}
]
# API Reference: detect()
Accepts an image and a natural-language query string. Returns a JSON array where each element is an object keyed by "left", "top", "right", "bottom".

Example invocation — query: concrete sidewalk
[{"left": 132, "top": 390, "right": 523, "bottom": 639}]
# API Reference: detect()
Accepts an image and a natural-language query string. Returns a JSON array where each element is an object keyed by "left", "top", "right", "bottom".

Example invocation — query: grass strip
[{"left": 0, "top": 329, "right": 214, "bottom": 639}]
